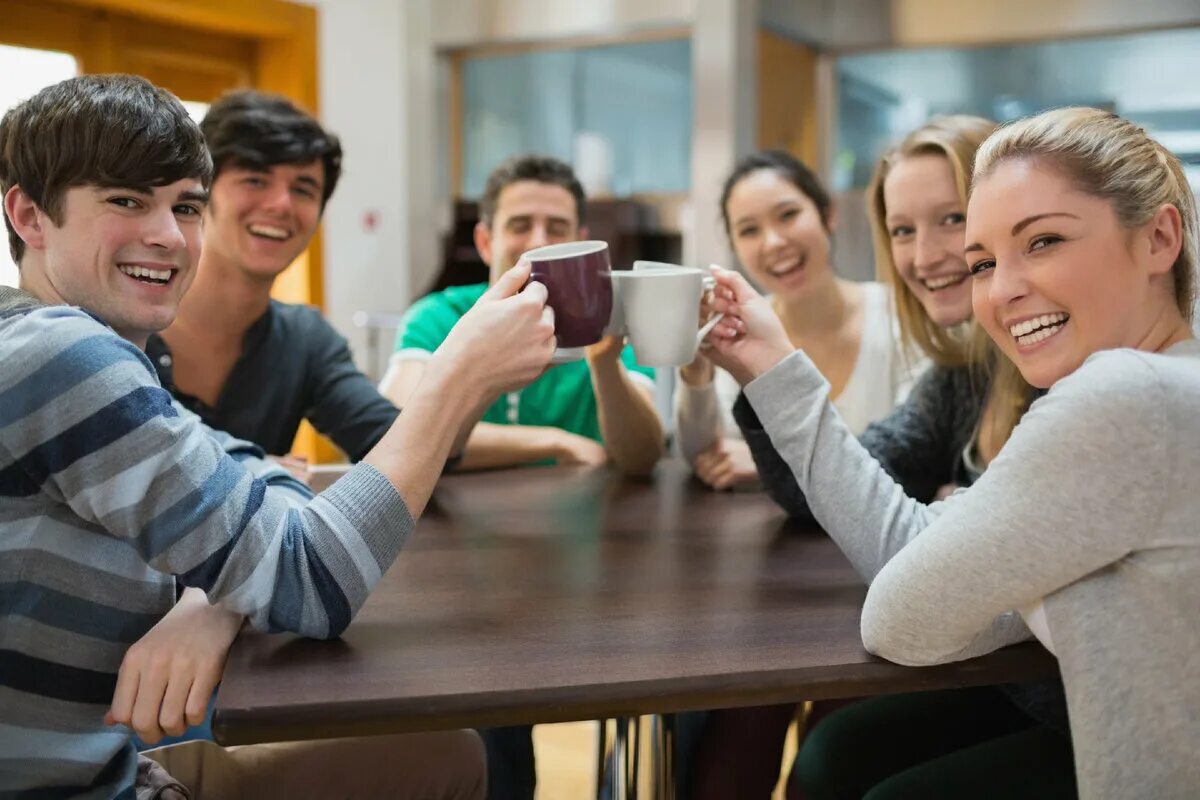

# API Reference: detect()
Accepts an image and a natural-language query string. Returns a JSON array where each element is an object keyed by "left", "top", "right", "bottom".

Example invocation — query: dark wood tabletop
[{"left": 213, "top": 462, "right": 1057, "bottom": 746}]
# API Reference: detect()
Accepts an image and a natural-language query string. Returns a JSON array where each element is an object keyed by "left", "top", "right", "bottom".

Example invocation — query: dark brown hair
[
  {"left": 480, "top": 154, "right": 586, "bottom": 227},
  {"left": 721, "top": 150, "right": 832, "bottom": 237},
  {"left": 0, "top": 74, "right": 211, "bottom": 263},
  {"left": 201, "top": 89, "right": 342, "bottom": 209}
]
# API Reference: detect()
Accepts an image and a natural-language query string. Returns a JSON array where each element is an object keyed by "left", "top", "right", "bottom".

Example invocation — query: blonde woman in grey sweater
[{"left": 703, "top": 107, "right": 1200, "bottom": 800}]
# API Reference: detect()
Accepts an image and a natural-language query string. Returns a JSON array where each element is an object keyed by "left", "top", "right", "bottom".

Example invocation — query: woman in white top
[
  {"left": 706, "top": 108, "right": 1200, "bottom": 799},
  {"left": 675, "top": 150, "right": 913, "bottom": 490}
]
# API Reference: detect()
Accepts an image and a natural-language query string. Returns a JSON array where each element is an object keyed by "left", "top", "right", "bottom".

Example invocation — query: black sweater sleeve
[{"left": 733, "top": 365, "right": 975, "bottom": 519}]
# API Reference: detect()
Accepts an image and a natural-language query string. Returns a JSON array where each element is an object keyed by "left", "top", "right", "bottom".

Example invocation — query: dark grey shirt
[{"left": 147, "top": 300, "right": 398, "bottom": 461}]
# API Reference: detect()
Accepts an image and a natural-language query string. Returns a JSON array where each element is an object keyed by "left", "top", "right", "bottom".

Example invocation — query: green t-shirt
[{"left": 394, "top": 282, "right": 656, "bottom": 443}]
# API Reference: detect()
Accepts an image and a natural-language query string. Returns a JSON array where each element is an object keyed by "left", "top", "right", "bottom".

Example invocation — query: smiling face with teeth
[
  {"left": 882, "top": 154, "right": 973, "bottom": 327},
  {"left": 202, "top": 161, "right": 324, "bottom": 281},
  {"left": 9, "top": 180, "right": 205, "bottom": 347},
  {"left": 967, "top": 158, "right": 1183, "bottom": 389},
  {"left": 725, "top": 168, "right": 834, "bottom": 298}
]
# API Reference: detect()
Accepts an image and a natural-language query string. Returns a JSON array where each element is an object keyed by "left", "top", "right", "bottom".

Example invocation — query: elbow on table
[
  {"left": 860, "top": 612, "right": 949, "bottom": 668},
  {"left": 256, "top": 595, "right": 356, "bottom": 641},
  {"left": 320, "top": 624, "right": 350, "bottom": 640},
  {"left": 258, "top": 612, "right": 348, "bottom": 641},
  {"left": 611, "top": 443, "right": 666, "bottom": 478}
]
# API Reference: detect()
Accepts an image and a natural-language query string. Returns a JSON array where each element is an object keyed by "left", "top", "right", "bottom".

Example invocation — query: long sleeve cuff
[{"left": 673, "top": 377, "right": 723, "bottom": 462}]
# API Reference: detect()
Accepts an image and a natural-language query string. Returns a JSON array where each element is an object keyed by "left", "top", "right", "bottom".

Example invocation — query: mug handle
[
  {"left": 696, "top": 264, "right": 724, "bottom": 344},
  {"left": 695, "top": 312, "right": 724, "bottom": 345}
]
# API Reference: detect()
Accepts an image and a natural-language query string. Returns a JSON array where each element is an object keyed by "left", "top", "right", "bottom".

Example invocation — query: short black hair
[
  {"left": 720, "top": 150, "right": 832, "bottom": 236},
  {"left": 480, "top": 154, "right": 586, "bottom": 227},
  {"left": 0, "top": 74, "right": 211, "bottom": 263},
  {"left": 201, "top": 90, "right": 342, "bottom": 208}
]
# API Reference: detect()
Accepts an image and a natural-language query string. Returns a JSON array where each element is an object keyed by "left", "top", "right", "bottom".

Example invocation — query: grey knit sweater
[
  {"left": 738, "top": 361, "right": 1071, "bottom": 733},
  {"left": 734, "top": 362, "right": 986, "bottom": 516},
  {"left": 745, "top": 344, "right": 1200, "bottom": 799}
]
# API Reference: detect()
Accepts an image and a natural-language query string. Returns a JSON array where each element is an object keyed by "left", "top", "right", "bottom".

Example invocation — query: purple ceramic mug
[{"left": 522, "top": 241, "right": 613, "bottom": 363}]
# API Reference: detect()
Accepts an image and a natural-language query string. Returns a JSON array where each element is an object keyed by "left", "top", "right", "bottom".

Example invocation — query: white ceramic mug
[
  {"left": 611, "top": 266, "right": 724, "bottom": 366},
  {"left": 634, "top": 260, "right": 716, "bottom": 289},
  {"left": 606, "top": 261, "right": 717, "bottom": 337}
]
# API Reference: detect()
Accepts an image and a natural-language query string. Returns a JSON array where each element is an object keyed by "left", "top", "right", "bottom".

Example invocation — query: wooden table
[{"left": 214, "top": 462, "right": 1056, "bottom": 761}]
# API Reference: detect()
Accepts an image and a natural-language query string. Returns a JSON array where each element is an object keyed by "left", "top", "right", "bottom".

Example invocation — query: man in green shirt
[
  {"left": 382, "top": 155, "right": 664, "bottom": 799},
  {"left": 382, "top": 154, "right": 664, "bottom": 476}
]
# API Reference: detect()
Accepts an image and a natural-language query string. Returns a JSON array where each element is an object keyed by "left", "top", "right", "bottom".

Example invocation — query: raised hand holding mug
[
  {"left": 702, "top": 265, "right": 795, "bottom": 385},
  {"left": 521, "top": 241, "right": 614, "bottom": 363}
]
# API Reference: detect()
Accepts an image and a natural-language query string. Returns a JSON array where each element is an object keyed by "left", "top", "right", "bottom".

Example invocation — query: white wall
[
  {"left": 296, "top": 0, "right": 410, "bottom": 371},
  {"left": 688, "top": 0, "right": 757, "bottom": 269}
]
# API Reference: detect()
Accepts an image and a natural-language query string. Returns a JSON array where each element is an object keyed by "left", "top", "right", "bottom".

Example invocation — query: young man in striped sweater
[{"left": 0, "top": 75, "right": 554, "bottom": 798}]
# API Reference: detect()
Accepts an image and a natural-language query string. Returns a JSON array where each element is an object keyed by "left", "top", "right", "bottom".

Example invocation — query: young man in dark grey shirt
[{"left": 148, "top": 90, "right": 395, "bottom": 462}]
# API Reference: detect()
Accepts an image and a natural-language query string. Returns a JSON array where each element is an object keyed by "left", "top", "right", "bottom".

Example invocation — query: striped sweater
[{"left": 0, "top": 288, "right": 413, "bottom": 798}]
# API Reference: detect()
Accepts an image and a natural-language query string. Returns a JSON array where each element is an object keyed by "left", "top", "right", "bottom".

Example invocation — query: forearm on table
[
  {"left": 591, "top": 360, "right": 664, "bottom": 476},
  {"left": 456, "top": 422, "right": 563, "bottom": 470}
]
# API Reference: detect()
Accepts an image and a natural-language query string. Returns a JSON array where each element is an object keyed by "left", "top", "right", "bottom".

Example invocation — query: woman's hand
[
  {"left": 702, "top": 267, "right": 794, "bottom": 386},
  {"left": 678, "top": 352, "right": 715, "bottom": 387},
  {"left": 106, "top": 589, "right": 244, "bottom": 745},
  {"left": 693, "top": 438, "right": 761, "bottom": 491}
]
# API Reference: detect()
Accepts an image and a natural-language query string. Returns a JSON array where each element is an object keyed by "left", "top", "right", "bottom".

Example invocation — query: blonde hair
[
  {"left": 867, "top": 115, "right": 997, "bottom": 367},
  {"left": 867, "top": 115, "right": 1033, "bottom": 456},
  {"left": 973, "top": 107, "right": 1198, "bottom": 321}
]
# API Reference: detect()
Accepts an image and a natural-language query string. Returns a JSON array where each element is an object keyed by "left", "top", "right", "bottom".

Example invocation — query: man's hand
[
  {"left": 106, "top": 589, "right": 243, "bottom": 745},
  {"left": 678, "top": 352, "right": 715, "bottom": 386},
  {"left": 585, "top": 334, "right": 625, "bottom": 366},
  {"left": 693, "top": 438, "right": 760, "bottom": 491},
  {"left": 428, "top": 260, "right": 556, "bottom": 406},
  {"left": 269, "top": 454, "right": 312, "bottom": 485},
  {"left": 544, "top": 428, "right": 609, "bottom": 466},
  {"left": 703, "top": 267, "right": 795, "bottom": 386}
]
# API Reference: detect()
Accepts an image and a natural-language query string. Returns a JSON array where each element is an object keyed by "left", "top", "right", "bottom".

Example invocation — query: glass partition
[
  {"left": 461, "top": 39, "right": 692, "bottom": 198},
  {"left": 834, "top": 28, "right": 1200, "bottom": 192}
]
